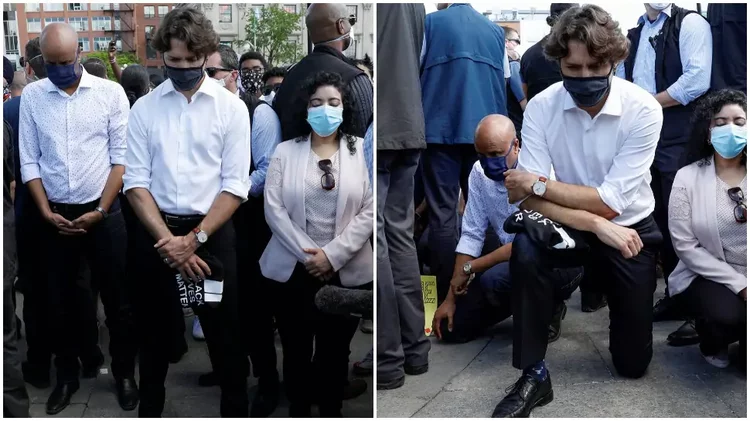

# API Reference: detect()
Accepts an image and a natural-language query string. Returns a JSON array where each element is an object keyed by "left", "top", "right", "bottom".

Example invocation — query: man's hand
[
  {"left": 432, "top": 298, "right": 456, "bottom": 340},
  {"left": 592, "top": 217, "right": 643, "bottom": 259},
  {"left": 504, "top": 169, "right": 537, "bottom": 203},
  {"left": 71, "top": 211, "right": 104, "bottom": 233},
  {"left": 303, "top": 248, "right": 333, "bottom": 279},
  {"left": 450, "top": 272, "right": 471, "bottom": 296},
  {"left": 155, "top": 235, "right": 198, "bottom": 268},
  {"left": 177, "top": 254, "right": 212, "bottom": 282},
  {"left": 45, "top": 211, "right": 86, "bottom": 235},
  {"left": 740, "top": 288, "right": 747, "bottom": 301}
]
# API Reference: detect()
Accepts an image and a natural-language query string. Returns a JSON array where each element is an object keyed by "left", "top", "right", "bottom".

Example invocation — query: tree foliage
[
  {"left": 236, "top": 4, "right": 304, "bottom": 67},
  {"left": 83, "top": 51, "right": 140, "bottom": 82}
]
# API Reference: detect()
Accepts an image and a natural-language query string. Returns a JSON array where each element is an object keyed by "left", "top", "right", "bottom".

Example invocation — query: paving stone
[{"left": 30, "top": 403, "right": 85, "bottom": 418}]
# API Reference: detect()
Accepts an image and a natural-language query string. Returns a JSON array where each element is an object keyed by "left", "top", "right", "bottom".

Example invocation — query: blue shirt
[
  {"left": 456, "top": 161, "right": 518, "bottom": 257},
  {"left": 363, "top": 123, "right": 373, "bottom": 189},
  {"left": 250, "top": 103, "right": 282, "bottom": 197},
  {"left": 615, "top": 8, "right": 712, "bottom": 105},
  {"left": 508, "top": 60, "right": 525, "bottom": 101}
]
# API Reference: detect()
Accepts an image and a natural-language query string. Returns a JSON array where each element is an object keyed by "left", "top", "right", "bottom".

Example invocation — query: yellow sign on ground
[{"left": 421, "top": 275, "right": 438, "bottom": 336}]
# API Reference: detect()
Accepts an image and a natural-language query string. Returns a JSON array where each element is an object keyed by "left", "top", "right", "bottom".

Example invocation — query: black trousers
[
  {"left": 677, "top": 276, "right": 747, "bottom": 356},
  {"left": 131, "top": 215, "right": 248, "bottom": 417},
  {"left": 271, "top": 264, "right": 361, "bottom": 415},
  {"left": 650, "top": 167, "right": 679, "bottom": 289},
  {"left": 510, "top": 216, "right": 661, "bottom": 379},
  {"left": 41, "top": 198, "right": 136, "bottom": 383},
  {"left": 232, "top": 196, "right": 277, "bottom": 380}
]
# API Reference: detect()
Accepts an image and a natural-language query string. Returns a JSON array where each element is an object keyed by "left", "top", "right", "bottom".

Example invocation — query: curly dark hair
[
  {"left": 295, "top": 71, "right": 357, "bottom": 155},
  {"left": 681, "top": 89, "right": 747, "bottom": 169},
  {"left": 262, "top": 66, "right": 286, "bottom": 84},
  {"left": 151, "top": 7, "right": 219, "bottom": 60},
  {"left": 544, "top": 4, "right": 629, "bottom": 65},
  {"left": 239, "top": 51, "right": 267, "bottom": 70}
]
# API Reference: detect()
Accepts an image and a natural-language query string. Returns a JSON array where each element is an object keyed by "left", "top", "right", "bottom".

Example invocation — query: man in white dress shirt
[
  {"left": 18, "top": 23, "right": 138, "bottom": 415},
  {"left": 492, "top": 5, "right": 664, "bottom": 417},
  {"left": 123, "top": 7, "right": 251, "bottom": 417}
]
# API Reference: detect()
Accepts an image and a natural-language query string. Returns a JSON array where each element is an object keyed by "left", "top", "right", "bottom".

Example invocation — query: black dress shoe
[
  {"left": 22, "top": 361, "right": 51, "bottom": 389},
  {"left": 548, "top": 302, "right": 567, "bottom": 343},
  {"left": 581, "top": 291, "right": 608, "bottom": 313},
  {"left": 198, "top": 371, "right": 219, "bottom": 387},
  {"left": 251, "top": 376, "right": 280, "bottom": 417},
  {"left": 667, "top": 320, "right": 700, "bottom": 347},
  {"left": 116, "top": 377, "right": 139, "bottom": 411},
  {"left": 46, "top": 381, "right": 80, "bottom": 415},
  {"left": 343, "top": 378, "right": 368, "bottom": 400},
  {"left": 653, "top": 297, "right": 682, "bottom": 322},
  {"left": 376, "top": 375, "right": 405, "bottom": 390},
  {"left": 81, "top": 349, "right": 105, "bottom": 379},
  {"left": 492, "top": 373, "right": 553, "bottom": 418},
  {"left": 404, "top": 362, "right": 428, "bottom": 375}
]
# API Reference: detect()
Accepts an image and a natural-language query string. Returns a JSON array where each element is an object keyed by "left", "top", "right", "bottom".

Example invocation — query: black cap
[
  {"left": 550, "top": 3, "right": 579, "bottom": 18},
  {"left": 3, "top": 56, "right": 14, "bottom": 86}
]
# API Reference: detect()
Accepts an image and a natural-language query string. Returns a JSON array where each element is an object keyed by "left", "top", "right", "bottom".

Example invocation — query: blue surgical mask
[
  {"left": 45, "top": 51, "right": 81, "bottom": 89},
  {"left": 479, "top": 146, "right": 517, "bottom": 182},
  {"left": 711, "top": 124, "right": 747, "bottom": 159},
  {"left": 307, "top": 105, "right": 344, "bottom": 137}
]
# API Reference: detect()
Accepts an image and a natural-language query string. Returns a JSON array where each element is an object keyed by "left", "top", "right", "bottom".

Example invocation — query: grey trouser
[{"left": 376, "top": 150, "right": 431, "bottom": 382}]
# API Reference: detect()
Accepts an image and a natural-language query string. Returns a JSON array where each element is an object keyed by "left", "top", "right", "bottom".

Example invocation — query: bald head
[
  {"left": 306, "top": 3, "right": 351, "bottom": 46},
  {"left": 475, "top": 114, "right": 520, "bottom": 172},
  {"left": 40, "top": 23, "right": 79, "bottom": 64}
]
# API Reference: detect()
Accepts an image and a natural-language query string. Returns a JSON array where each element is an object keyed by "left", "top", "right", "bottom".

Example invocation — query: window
[
  {"left": 283, "top": 4, "right": 296, "bottom": 14},
  {"left": 27, "top": 18, "right": 42, "bottom": 32},
  {"left": 146, "top": 43, "right": 157, "bottom": 59},
  {"left": 68, "top": 3, "right": 86, "bottom": 11},
  {"left": 78, "top": 37, "right": 90, "bottom": 52},
  {"left": 94, "top": 36, "right": 112, "bottom": 51},
  {"left": 158, "top": 5, "right": 168, "bottom": 16},
  {"left": 219, "top": 4, "right": 232, "bottom": 22},
  {"left": 90, "top": 3, "right": 108, "bottom": 11},
  {"left": 145, "top": 25, "right": 155, "bottom": 37},
  {"left": 4, "top": 16, "right": 19, "bottom": 56},
  {"left": 26, "top": 3, "right": 40, "bottom": 12},
  {"left": 43, "top": 3, "right": 64, "bottom": 11},
  {"left": 92, "top": 16, "right": 112, "bottom": 31},
  {"left": 69, "top": 16, "right": 88, "bottom": 31},
  {"left": 346, "top": 5, "right": 357, "bottom": 21},
  {"left": 144, "top": 6, "right": 155, "bottom": 19},
  {"left": 219, "top": 40, "right": 233, "bottom": 47},
  {"left": 44, "top": 17, "right": 65, "bottom": 25}
]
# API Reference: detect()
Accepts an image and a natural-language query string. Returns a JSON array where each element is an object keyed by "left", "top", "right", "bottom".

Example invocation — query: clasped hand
[
  {"left": 155, "top": 236, "right": 211, "bottom": 282},
  {"left": 304, "top": 248, "right": 334, "bottom": 281},
  {"left": 503, "top": 169, "right": 537, "bottom": 203},
  {"left": 47, "top": 211, "right": 102, "bottom": 236}
]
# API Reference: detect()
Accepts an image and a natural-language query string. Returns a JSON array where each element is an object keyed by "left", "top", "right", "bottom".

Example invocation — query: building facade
[{"left": 134, "top": 3, "right": 177, "bottom": 68}]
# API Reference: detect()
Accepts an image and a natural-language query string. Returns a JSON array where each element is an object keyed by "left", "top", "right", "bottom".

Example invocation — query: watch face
[
  {"left": 463, "top": 263, "right": 471, "bottom": 274},
  {"left": 533, "top": 181, "right": 546, "bottom": 196},
  {"left": 197, "top": 231, "right": 208, "bottom": 243}
]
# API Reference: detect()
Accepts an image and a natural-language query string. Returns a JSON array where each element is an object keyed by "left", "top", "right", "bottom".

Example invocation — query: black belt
[
  {"left": 48, "top": 199, "right": 99, "bottom": 215},
  {"left": 161, "top": 212, "right": 204, "bottom": 229}
]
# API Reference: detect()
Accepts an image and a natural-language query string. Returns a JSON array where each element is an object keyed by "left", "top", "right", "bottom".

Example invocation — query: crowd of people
[
  {"left": 376, "top": 2, "right": 746, "bottom": 418},
  {"left": 3, "top": 3, "right": 372, "bottom": 418}
]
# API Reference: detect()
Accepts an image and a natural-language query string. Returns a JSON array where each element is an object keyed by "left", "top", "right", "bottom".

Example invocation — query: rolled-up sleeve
[
  {"left": 665, "top": 13, "right": 712, "bottom": 106},
  {"left": 518, "top": 98, "right": 552, "bottom": 178},
  {"left": 122, "top": 101, "right": 152, "bottom": 192},
  {"left": 249, "top": 104, "right": 282, "bottom": 197},
  {"left": 456, "top": 166, "right": 488, "bottom": 258},
  {"left": 220, "top": 102, "right": 252, "bottom": 201},
  {"left": 596, "top": 103, "right": 662, "bottom": 215},
  {"left": 18, "top": 91, "right": 41, "bottom": 183},
  {"left": 108, "top": 86, "right": 129, "bottom": 166}
]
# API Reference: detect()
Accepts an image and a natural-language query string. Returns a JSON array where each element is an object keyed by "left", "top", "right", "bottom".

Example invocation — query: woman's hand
[{"left": 303, "top": 248, "right": 333, "bottom": 278}]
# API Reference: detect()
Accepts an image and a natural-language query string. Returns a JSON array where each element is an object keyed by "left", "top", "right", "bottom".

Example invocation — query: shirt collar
[
  {"left": 562, "top": 74, "right": 623, "bottom": 117},
  {"left": 638, "top": 6, "right": 671, "bottom": 26},
  {"left": 45, "top": 65, "right": 92, "bottom": 93}
]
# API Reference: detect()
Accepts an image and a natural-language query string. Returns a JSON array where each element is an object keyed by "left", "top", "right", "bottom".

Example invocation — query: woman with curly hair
[
  {"left": 261, "top": 71, "right": 373, "bottom": 417},
  {"left": 668, "top": 89, "right": 747, "bottom": 370}
]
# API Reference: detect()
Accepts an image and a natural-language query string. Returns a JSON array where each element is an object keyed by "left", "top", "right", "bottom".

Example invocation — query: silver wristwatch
[
  {"left": 95, "top": 206, "right": 108, "bottom": 219},
  {"left": 193, "top": 227, "right": 208, "bottom": 245},
  {"left": 462, "top": 261, "right": 473, "bottom": 276}
]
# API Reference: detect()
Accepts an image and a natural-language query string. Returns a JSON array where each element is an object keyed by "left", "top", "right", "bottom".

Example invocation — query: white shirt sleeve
[
  {"left": 503, "top": 52, "right": 511, "bottom": 79},
  {"left": 220, "top": 102, "right": 252, "bottom": 201},
  {"left": 596, "top": 104, "right": 663, "bottom": 215},
  {"left": 517, "top": 99, "right": 552, "bottom": 178},
  {"left": 107, "top": 86, "right": 130, "bottom": 166},
  {"left": 122, "top": 101, "right": 152, "bottom": 192},
  {"left": 18, "top": 90, "right": 42, "bottom": 183}
]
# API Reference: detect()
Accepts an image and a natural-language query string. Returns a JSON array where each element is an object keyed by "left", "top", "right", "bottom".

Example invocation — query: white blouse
[
  {"left": 716, "top": 175, "right": 747, "bottom": 277},
  {"left": 304, "top": 149, "right": 339, "bottom": 247}
]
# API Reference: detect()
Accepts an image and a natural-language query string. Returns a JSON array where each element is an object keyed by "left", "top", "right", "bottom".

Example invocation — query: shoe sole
[
  {"left": 405, "top": 365, "right": 428, "bottom": 376},
  {"left": 582, "top": 301, "right": 607, "bottom": 313},
  {"left": 525, "top": 390, "right": 554, "bottom": 416},
  {"left": 377, "top": 376, "right": 405, "bottom": 390}
]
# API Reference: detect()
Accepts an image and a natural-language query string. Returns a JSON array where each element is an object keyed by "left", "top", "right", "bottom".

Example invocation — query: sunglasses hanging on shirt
[
  {"left": 318, "top": 159, "right": 336, "bottom": 191},
  {"left": 727, "top": 187, "right": 747, "bottom": 223}
]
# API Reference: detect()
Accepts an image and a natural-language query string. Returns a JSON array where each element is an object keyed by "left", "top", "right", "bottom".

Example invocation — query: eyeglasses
[
  {"left": 205, "top": 67, "right": 234, "bottom": 78},
  {"left": 241, "top": 67, "right": 264, "bottom": 75},
  {"left": 728, "top": 187, "right": 747, "bottom": 223},
  {"left": 318, "top": 159, "right": 335, "bottom": 191},
  {"left": 262, "top": 83, "right": 282, "bottom": 96}
]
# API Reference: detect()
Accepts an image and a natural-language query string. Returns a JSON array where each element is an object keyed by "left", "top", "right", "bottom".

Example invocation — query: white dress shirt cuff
[
  {"left": 221, "top": 180, "right": 250, "bottom": 201},
  {"left": 20, "top": 163, "right": 41, "bottom": 184},
  {"left": 666, "top": 84, "right": 690, "bottom": 107},
  {"left": 596, "top": 183, "right": 627, "bottom": 216},
  {"left": 455, "top": 236, "right": 483, "bottom": 258},
  {"left": 122, "top": 180, "right": 150, "bottom": 194}
]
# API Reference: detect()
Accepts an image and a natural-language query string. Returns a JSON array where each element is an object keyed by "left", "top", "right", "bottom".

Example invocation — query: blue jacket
[{"left": 421, "top": 4, "right": 507, "bottom": 145}]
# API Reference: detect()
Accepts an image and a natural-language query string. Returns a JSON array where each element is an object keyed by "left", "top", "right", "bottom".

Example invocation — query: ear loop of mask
[{"left": 314, "top": 19, "right": 351, "bottom": 47}]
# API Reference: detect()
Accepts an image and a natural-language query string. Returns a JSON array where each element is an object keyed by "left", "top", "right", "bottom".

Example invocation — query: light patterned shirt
[
  {"left": 249, "top": 103, "right": 282, "bottom": 197},
  {"left": 456, "top": 161, "right": 518, "bottom": 257},
  {"left": 19, "top": 67, "right": 129, "bottom": 204}
]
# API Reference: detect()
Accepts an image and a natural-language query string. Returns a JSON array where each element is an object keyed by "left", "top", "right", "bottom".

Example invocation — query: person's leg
[
  {"left": 377, "top": 151, "right": 406, "bottom": 386},
  {"left": 74, "top": 260, "right": 104, "bottom": 376},
  {"left": 386, "top": 150, "right": 431, "bottom": 371},
  {"left": 459, "top": 144, "right": 478, "bottom": 204},
  {"left": 423, "top": 144, "right": 463, "bottom": 303}
]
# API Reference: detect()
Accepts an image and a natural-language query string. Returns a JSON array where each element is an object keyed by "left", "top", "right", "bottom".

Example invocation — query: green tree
[
  {"left": 236, "top": 4, "right": 304, "bottom": 67},
  {"left": 83, "top": 51, "right": 140, "bottom": 82}
]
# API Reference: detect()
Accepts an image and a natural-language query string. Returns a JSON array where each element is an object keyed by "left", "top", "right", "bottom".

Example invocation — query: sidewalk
[
  {"left": 14, "top": 293, "right": 374, "bottom": 418},
  {"left": 377, "top": 280, "right": 746, "bottom": 418}
]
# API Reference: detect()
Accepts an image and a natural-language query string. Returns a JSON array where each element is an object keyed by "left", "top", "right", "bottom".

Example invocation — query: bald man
[
  {"left": 273, "top": 3, "right": 372, "bottom": 141},
  {"left": 432, "top": 115, "right": 567, "bottom": 344},
  {"left": 18, "top": 23, "right": 137, "bottom": 414}
]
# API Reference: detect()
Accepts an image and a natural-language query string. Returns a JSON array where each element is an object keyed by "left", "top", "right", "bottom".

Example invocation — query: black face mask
[
  {"left": 163, "top": 58, "right": 205, "bottom": 92},
  {"left": 561, "top": 65, "right": 614, "bottom": 108}
]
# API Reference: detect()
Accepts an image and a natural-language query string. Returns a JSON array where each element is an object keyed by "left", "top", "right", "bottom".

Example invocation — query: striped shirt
[{"left": 250, "top": 103, "right": 282, "bottom": 197}]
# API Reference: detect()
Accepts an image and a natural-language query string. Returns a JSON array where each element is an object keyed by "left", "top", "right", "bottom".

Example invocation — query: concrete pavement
[{"left": 377, "top": 281, "right": 746, "bottom": 418}]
